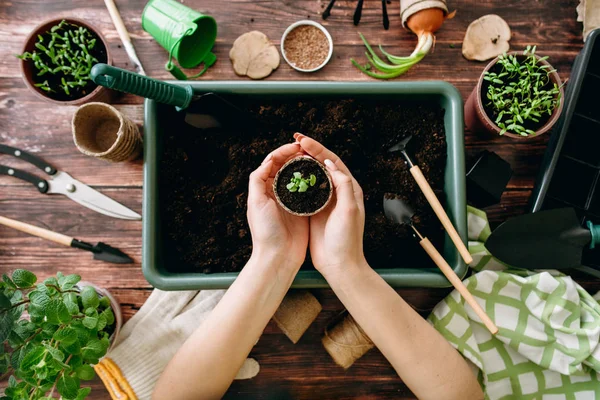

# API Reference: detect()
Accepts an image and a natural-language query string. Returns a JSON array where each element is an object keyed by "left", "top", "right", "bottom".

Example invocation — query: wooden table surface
[{"left": 1, "top": 0, "right": 599, "bottom": 399}]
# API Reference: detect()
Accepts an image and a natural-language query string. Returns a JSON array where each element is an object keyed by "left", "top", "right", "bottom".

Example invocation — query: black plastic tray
[{"left": 530, "top": 29, "right": 600, "bottom": 274}]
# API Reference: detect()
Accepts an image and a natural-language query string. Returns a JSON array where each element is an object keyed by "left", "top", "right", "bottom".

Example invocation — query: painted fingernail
[
  {"left": 324, "top": 159, "right": 338, "bottom": 171},
  {"left": 262, "top": 153, "right": 272, "bottom": 165}
]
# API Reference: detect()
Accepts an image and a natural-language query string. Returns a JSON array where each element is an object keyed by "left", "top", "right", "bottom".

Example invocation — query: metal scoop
[
  {"left": 383, "top": 196, "right": 498, "bottom": 334},
  {"left": 388, "top": 135, "right": 473, "bottom": 264}
]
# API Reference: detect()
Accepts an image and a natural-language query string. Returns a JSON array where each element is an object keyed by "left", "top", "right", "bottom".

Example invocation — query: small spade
[
  {"left": 0, "top": 215, "right": 133, "bottom": 264},
  {"left": 388, "top": 135, "right": 473, "bottom": 264},
  {"left": 486, "top": 208, "right": 600, "bottom": 270},
  {"left": 383, "top": 196, "right": 498, "bottom": 334}
]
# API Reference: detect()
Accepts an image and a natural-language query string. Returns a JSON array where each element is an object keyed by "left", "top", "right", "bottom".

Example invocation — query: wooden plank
[{"left": 0, "top": 0, "right": 593, "bottom": 398}]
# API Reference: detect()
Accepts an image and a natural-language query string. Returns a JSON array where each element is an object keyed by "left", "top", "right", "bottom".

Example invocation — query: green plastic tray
[{"left": 143, "top": 81, "right": 467, "bottom": 290}]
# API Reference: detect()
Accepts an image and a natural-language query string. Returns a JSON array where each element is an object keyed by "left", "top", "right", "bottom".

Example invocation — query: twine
[
  {"left": 322, "top": 311, "right": 374, "bottom": 369},
  {"left": 72, "top": 102, "right": 142, "bottom": 163}
]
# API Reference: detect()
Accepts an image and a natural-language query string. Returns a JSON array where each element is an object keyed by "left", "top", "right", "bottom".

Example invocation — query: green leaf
[
  {"left": 61, "top": 274, "right": 81, "bottom": 290},
  {"left": 75, "top": 364, "right": 95, "bottom": 380},
  {"left": 63, "top": 339, "right": 82, "bottom": 355},
  {"left": 298, "top": 181, "right": 309, "bottom": 193},
  {"left": 43, "top": 344, "right": 65, "bottom": 362},
  {"left": 43, "top": 277, "right": 58, "bottom": 287},
  {"left": 82, "top": 315, "right": 98, "bottom": 330},
  {"left": 293, "top": 172, "right": 302, "bottom": 179},
  {"left": 64, "top": 293, "right": 80, "bottom": 315},
  {"left": 8, "top": 375, "right": 17, "bottom": 387},
  {"left": 76, "top": 387, "right": 92, "bottom": 400},
  {"left": 96, "top": 313, "right": 107, "bottom": 331},
  {"left": 2, "top": 273, "right": 17, "bottom": 289},
  {"left": 0, "top": 292, "right": 10, "bottom": 309},
  {"left": 309, "top": 174, "right": 317, "bottom": 186},
  {"left": 81, "top": 339, "right": 103, "bottom": 362},
  {"left": 57, "top": 373, "right": 79, "bottom": 399},
  {"left": 20, "top": 347, "right": 46, "bottom": 371},
  {"left": 46, "top": 298, "right": 71, "bottom": 325},
  {"left": 80, "top": 286, "right": 99, "bottom": 309},
  {"left": 101, "top": 308, "right": 115, "bottom": 326},
  {"left": 12, "top": 269, "right": 36, "bottom": 288},
  {"left": 286, "top": 182, "right": 296, "bottom": 190},
  {"left": 54, "top": 327, "right": 78, "bottom": 345},
  {"left": 0, "top": 353, "right": 8, "bottom": 375},
  {"left": 0, "top": 312, "right": 16, "bottom": 342},
  {"left": 99, "top": 296, "right": 110, "bottom": 308},
  {"left": 29, "top": 292, "right": 51, "bottom": 311}
]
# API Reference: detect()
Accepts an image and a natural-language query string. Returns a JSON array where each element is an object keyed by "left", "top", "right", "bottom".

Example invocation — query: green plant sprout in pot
[
  {"left": 273, "top": 156, "right": 333, "bottom": 216},
  {"left": 0, "top": 269, "right": 119, "bottom": 400},
  {"left": 464, "top": 46, "right": 564, "bottom": 139},
  {"left": 18, "top": 18, "right": 111, "bottom": 105}
]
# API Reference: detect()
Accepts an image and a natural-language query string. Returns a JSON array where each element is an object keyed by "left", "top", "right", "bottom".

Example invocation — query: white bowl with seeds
[{"left": 281, "top": 20, "right": 333, "bottom": 73}]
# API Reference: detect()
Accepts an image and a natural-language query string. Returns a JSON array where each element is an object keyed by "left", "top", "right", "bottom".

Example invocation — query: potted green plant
[
  {"left": 17, "top": 18, "right": 112, "bottom": 105},
  {"left": 273, "top": 156, "right": 333, "bottom": 216},
  {"left": 464, "top": 46, "right": 564, "bottom": 139},
  {"left": 0, "top": 269, "right": 121, "bottom": 399}
]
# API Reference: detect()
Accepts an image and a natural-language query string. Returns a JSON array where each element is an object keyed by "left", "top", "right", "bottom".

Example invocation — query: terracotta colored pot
[
  {"left": 20, "top": 18, "right": 113, "bottom": 106},
  {"left": 464, "top": 52, "right": 564, "bottom": 139},
  {"left": 273, "top": 156, "right": 333, "bottom": 217}
]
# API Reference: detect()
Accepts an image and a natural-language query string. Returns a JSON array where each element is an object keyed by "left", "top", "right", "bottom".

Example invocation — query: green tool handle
[
  {"left": 587, "top": 221, "right": 600, "bottom": 249},
  {"left": 91, "top": 64, "right": 194, "bottom": 109}
]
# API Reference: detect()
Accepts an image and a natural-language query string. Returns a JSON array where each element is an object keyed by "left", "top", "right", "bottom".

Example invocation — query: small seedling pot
[
  {"left": 464, "top": 52, "right": 564, "bottom": 139},
  {"left": 273, "top": 156, "right": 333, "bottom": 216},
  {"left": 20, "top": 17, "right": 113, "bottom": 105},
  {"left": 281, "top": 20, "right": 333, "bottom": 73},
  {"left": 77, "top": 281, "right": 123, "bottom": 349},
  {"left": 72, "top": 102, "right": 142, "bottom": 163}
]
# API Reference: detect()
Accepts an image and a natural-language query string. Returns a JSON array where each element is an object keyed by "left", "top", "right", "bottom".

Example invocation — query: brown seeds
[
  {"left": 283, "top": 25, "right": 330, "bottom": 71},
  {"left": 229, "top": 31, "right": 280, "bottom": 79}
]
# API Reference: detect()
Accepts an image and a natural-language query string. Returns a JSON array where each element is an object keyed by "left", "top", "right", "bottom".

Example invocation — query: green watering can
[{"left": 142, "top": 0, "right": 217, "bottom": 80}]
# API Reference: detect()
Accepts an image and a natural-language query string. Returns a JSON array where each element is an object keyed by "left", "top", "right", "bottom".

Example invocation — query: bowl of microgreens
[
  {"left": 18, "top": 18, "right": 112, "bottom": 105},
  {"left": 464, "top": 46, "right": 564, "bottom": 139},
  {"left": 273, "top": 156, "right": 333, "bottom": 216}
]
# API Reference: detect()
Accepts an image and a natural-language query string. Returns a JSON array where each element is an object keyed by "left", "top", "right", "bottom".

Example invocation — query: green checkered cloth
[{"left": 429, "top": 206, "right": 600, "bottom": 399}]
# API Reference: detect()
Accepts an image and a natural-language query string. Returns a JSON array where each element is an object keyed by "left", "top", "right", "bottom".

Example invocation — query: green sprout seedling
[
  {"left": 286, "top": 172, "right": 317, "bottom": 193},
  {"left": 16, "top": 20, "right": 99, "bottom": 96},
  {"left": 483, "top": 46, "right": 562, "bottom": 136}
]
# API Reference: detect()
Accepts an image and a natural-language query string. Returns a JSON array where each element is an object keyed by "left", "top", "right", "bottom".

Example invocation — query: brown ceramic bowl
[
  {"left": 273, "top": 156, "right": 333, "bottom": 217},
  {"left": 19, "top": 18, "right": 112, "bottom": 106},
  {"left": 464, "top": 52, "right": 564, "bottom": 139}
]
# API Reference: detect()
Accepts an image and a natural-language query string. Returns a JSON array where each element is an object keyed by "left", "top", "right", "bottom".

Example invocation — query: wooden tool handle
[
  {"left": 410, "top": 166, "right": 473, "bottom": 265},
  {"left": 420, "top": 237, "right": 498, "bottom": 334},
  {"left": 104, "top": 0, "right": 132, "bottom": 43},
  {"left": 0, "top": 215, "right": 72, "bottom": 247}
]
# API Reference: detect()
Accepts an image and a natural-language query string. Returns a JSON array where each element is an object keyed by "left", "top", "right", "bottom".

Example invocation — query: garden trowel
[
  {"left": 0, "top": 215, "right": 133, "bottom": 264},
  {"left": 388, "top": 135, "right": 473, "bottom": 264},
  {"left": 485, "top": 208, "right": 600, "bottom": 270},
  {"left": 90, "top": 64, "right": 257, "bottom": 130},
  {"left": 383, "top": 195, "right": 498, "bottom": 334}
]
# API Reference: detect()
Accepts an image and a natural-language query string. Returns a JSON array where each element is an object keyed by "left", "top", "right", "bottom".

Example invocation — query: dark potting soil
[
  {"left": 160, "top": 98, "right": 447, "bottom": 273},
  {"left": 275, "top": 158, "right": 331, "bottom": 214},
  {"left": 30, "top": 24, "right": 107, "bottom": 102},
  {"left": 481, "top": 62, "right": 554, "bottom": 132}
]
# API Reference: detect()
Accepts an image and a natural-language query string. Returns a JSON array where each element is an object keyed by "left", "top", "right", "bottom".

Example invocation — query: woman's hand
[
  {"left": 294, "top": 133, "right": 368, "bottom": 277},
  {"left": 247, "top": 142, "right": 309, "bottom": 271}
]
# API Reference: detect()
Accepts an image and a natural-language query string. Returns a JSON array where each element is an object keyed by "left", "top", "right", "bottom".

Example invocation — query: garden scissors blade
[{"left": 0, "top": 144, "right": 141, "bottom": 220}]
